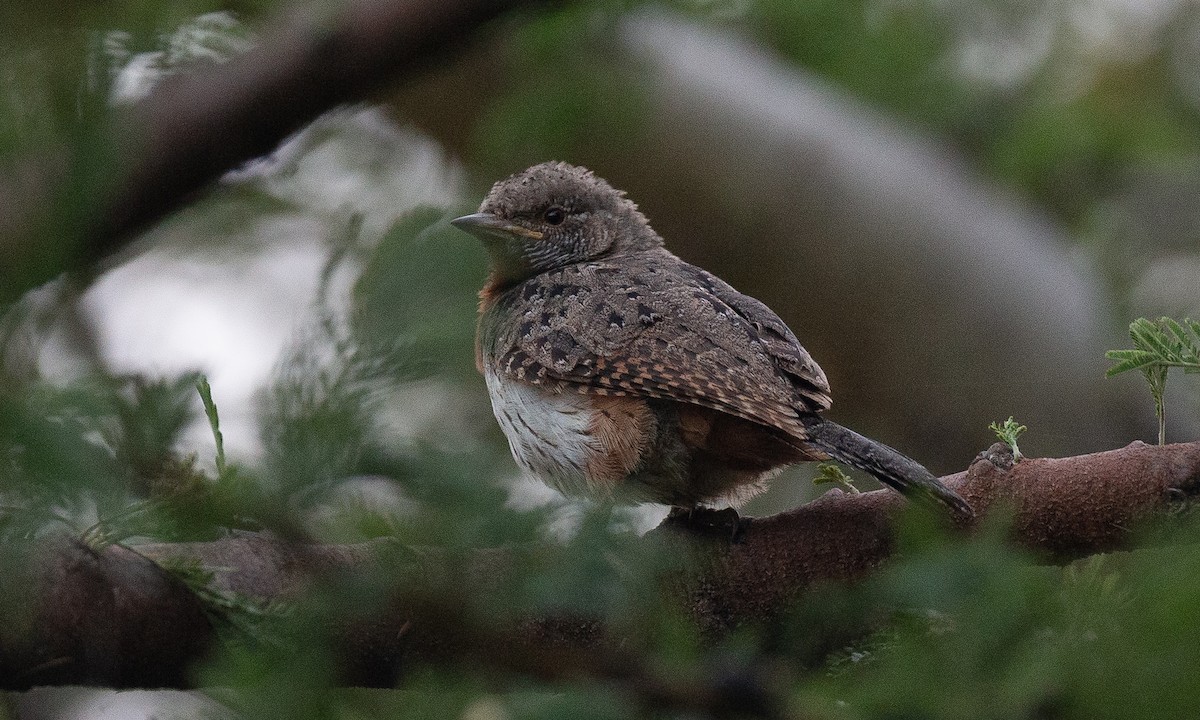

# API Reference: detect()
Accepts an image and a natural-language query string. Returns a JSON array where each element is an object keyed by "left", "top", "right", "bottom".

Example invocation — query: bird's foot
[{"left": 662, "top": 506, "right": 751, "bottom": 544}]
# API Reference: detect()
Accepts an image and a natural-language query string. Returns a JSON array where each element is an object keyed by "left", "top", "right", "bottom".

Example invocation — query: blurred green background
[{"left": 1, "top": 0, "right": 1199, "bottom": 718}]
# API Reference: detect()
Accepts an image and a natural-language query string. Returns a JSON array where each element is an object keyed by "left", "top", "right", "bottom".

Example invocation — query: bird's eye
[{"left": 543, "top": 206, "right": 566, "bottom": 225}]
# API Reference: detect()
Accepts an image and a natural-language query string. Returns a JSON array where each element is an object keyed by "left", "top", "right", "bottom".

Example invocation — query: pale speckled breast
[{"left": 484, "top": 366, "right": 598, "bottom": 498}]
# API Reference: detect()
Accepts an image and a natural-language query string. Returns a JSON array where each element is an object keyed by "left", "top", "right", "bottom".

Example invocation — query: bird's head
[{"left": 452, "top": 162, "right": 661, "bottom": 288}]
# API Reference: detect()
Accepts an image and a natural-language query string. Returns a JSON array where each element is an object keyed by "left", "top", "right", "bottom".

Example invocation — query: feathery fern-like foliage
[{"left": 1106, "top": 317, "right": 1200, "bottom": 444}]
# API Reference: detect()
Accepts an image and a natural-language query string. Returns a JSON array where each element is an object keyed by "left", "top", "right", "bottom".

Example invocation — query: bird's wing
[
  {"left": 482, "top": 253, "right": 831, "bottom": 440},
  {"left": 682, "top": 265, "right": 832, "bottom": 411}
]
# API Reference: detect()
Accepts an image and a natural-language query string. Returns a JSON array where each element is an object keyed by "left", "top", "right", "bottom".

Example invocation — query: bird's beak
[{"left": 451, "top": 212, "right": 544, "bottom": 241}]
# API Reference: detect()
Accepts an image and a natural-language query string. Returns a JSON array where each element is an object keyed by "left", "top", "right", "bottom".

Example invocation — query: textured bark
[
  {"left": 0, "top": 539, "right": 212, "bottom": 689},
  {"left": 1, "top": 440, "right": 1197, "bottom": 690},
  {"left": 691, "top": 441, "right": 1200, "bottom": 628}
]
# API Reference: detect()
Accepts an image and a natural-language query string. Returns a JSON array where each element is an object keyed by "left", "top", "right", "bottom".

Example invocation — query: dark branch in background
[
  {"left": 91, "top": 0, "right": 552, "bottom": 261},
  {"left": 2, "top": 441, "right": 1198, "bottom": 694},
  {"left": 0, "top": 0, "right": 553, "bottom": 297}
]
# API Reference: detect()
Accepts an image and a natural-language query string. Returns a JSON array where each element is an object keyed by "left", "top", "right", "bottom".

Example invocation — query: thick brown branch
[
  {"left": 1, "top": 441, "right": 1197, "bottom": 691},
  {"left": 692, "top": 441, "right": 1200, "bottom": 628}
]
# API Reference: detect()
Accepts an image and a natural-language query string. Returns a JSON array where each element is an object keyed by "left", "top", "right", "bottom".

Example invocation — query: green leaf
[
  {"left": 196, "top": 375, "right": 227, "bottom": 479},
  {"left": 1162, "top": 317, "right": 1193, "bottom": 350},
  {"left": 1105, "top": 350, "right": 1163, "bottom": 377},
  {"left": 1130, "top": 319, "right": 1177, "bottom": 361}
]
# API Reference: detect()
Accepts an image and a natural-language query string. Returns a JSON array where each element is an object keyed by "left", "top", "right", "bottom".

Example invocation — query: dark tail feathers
[{"left": 804, "top": 419, "right": 973, "bottom": 519}]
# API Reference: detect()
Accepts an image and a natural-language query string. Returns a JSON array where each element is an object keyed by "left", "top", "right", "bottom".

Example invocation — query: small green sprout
[
  {"left": 1105, "top": 317, "right": 1200, "bottom": 445},
  {"left": 814, "top": 463, "right": 860, "bottom": 494},
  {"left": 989, "top": 416, "right": 1027, "bottom": 461}
]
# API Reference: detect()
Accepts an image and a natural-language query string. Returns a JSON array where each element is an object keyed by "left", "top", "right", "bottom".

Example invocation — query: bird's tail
[{"left": 804, "top": 418, "right": 973, "bottom": 519}]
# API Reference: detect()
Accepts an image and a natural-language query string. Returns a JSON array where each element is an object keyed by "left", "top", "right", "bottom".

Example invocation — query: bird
[{"left": 452, "top": 161, "right": 971, "bottom": 523}]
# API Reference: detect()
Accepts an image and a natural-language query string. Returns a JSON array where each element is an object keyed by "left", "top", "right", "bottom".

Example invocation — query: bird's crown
[
  {"left": 453, "top": 162, "right": 662, "bottom": 289},
  {"left": 480, "top": 161, "right": 640, "bottom": 222}
]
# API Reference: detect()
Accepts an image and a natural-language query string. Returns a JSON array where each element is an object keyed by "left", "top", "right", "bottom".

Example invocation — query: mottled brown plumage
[{"left": 454, "top": 162, "right": 970, "bottom": 516}]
